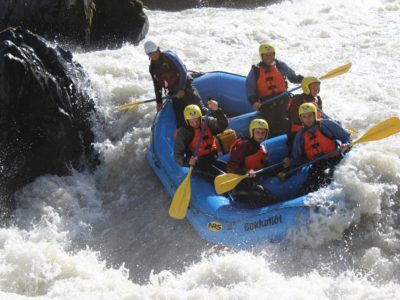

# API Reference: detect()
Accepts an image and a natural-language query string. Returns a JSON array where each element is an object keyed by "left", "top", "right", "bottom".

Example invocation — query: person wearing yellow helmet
[
  {"left": 174, "top": 99, "right": 228, "bottom": 180},
  {"left": 246, "top": 43, "right": 304, "bottom": 138},
  {"left": 287, "top": 76, "right": 323, "bottom": 142},
  {"left": 301, "top": 76, "right": 321, "bottom": 96},
  {"left": 279, "top": 103, "right": 352, "bottom": 194},
  {"left": 144, "top": 40, "right": 206, "bottom": 127},
  {"left": 227, "top": 119, "right": 280, "bottom": 207}
]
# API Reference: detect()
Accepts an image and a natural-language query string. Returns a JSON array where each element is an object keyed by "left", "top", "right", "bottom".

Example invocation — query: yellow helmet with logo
[
  {"left": 259, "top": 43, "right": 275, "bottom": 59},
  {"left": 298, "top": 102, "right": 317, "bottom": 116},
  {"left": 184, "top": 104, "right": 202, "bottom": 123},
  {"left": 249, "top": 119, "right": 269, "bottom": 138},
  {"left": 301, "top": 76, "right": 320, "bottom": 95}
]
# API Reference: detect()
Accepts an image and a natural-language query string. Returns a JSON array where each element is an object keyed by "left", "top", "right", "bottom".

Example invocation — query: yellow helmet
[
  {"left": 298, "top": 102, "right": 317, "bottom": 116},
  {"left": 301, "top": 76, "right": 320, "bottom": 95},
  {"left": 184, "top": 104, "right": 202, "bottom": 123},
  {"left": 249, "top": 119, "right": 269, "bottom": 138},
  {"left": 259, "top": 43, "right": 275, "bottom": 59}
]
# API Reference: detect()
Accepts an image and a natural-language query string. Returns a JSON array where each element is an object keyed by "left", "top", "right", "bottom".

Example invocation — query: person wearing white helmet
[
  {"left": 144, "top": 40, "right": 159, "bottom": 55},
  {"left": 279, "top": 103, "right": 351, "bottom": 194},
  {"left": 144, "top": 40, "right": 206, "bottom": 127},
  {"left": 227, "top": 119, "right": 280, "bottom": 207},
  {"left": 246, "top": 43, "right": 304, "bottom": 138}
]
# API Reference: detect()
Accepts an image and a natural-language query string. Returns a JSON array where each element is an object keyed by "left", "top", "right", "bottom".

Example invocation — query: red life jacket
[
  {"left": 229, "top": 139, "right": 268, "bottom": 171},
  {"left": 256, "top": 64, "right": 287, "bottom": 98},
  {"left": 158, "top": 71, "right": 179, "bottom": 89},
  {"left": 290, "top": 122, "right": 303, "bottom": 133},
  {"left": 244, "top": 145, "right": 268, "bottom": 170},
  {"left": 287, "top": 95, "right": 322, "bottom": 133},
  {"left": 188, "top": 122, "right": 217, "bottom": 157},
  {"left": 303, "top": 127, "right": 337, "bottom": 160},
  {"left": 151, "top": 54, "right": 180, "bottom": 89}
]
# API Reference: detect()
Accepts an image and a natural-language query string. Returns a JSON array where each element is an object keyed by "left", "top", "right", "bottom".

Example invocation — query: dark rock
[
  {"left": 0, "top": 0, "right": 149, "bottom": 49},
  {"left": 142, "top": 0, "right": 279, "bottom": 11},
  {"left": 0, "top": 27, "right": 99, "bottom": 215},
  {"left": 91, "top": 0, "right": 149, "bottom": 49},
  {"left": 143, "top": 0, "right": 198, "bottom": 11}
]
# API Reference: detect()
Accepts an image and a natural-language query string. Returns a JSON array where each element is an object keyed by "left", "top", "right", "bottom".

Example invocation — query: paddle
[
  {"left": 281, "top": 116, "right": 400, "bottom": 178},
  {"left": 318, "top": 62, "right": 352, "bottom": 80},
  {"left": 214, "top": 162, "right": 283, "bottom": 195},
  {"left": 259, "top": 62, "right": 352, "bottom": 107},
  {"left": 116, "top": 96, "right": 169, "bottom": 112},
  {"left": 168, "top": 111, "right": 211, "bottom": 220}
]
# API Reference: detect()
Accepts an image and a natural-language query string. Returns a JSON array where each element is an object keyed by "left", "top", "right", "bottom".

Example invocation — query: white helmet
[{"left": 144, "top": 40, "right": 159, "bottom": 54}]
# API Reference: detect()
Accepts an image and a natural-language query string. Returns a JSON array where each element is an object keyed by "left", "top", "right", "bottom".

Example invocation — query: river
[{"left": 1, "top": 0, "right": 400, "bottom": 298}]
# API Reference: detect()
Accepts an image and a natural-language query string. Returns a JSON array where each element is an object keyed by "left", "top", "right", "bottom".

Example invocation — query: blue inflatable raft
[{"left": 147, "top": 71, "right": 311, "bottom": 248}]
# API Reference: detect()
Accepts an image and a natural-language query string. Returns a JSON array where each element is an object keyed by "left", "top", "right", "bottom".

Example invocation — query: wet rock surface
[
  {"left": 0, "top": 27, "right": 99, "bottom": 215},
  {"left": 0, "top": 0, "right": 148, "bottom": 49}
]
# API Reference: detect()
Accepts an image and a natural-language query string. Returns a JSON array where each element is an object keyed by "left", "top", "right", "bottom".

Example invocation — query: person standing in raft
[
  {"left": 287, "top": 76, "right": 323, "bottom": 145},
  {"left": 227, "top": 119, "right": 280, "bottom": 208},
  {"left": 174, "top": 100, "right": 228, "bottom": 180},
  {"left": 279, "top": 103, "right": 351, "bottom": 194},
  {"left": 246, "top": 43, "right": 304, "bottom": 138},
  {"left": 144, "top": 40, "right": 206, "bottom": 127}
]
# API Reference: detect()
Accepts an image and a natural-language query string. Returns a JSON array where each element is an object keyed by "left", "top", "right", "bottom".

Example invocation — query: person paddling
[
  {"left": 287, "top": 76, "right": 323, "bottom": 145},
  {"left": 279, "top": 103, "right": 351, "bottom": 194},
  {"left": 246, "top": 43, "right": 304, "bottom": 137},
  {"left": 227, "top": 119, "right": 280, "bottom": 207},
  {"left": 174, "top": 100, "right": 228, "bottom": 180},
  {"left": 144, "top": 40, "right": 206, "bottom": 127}
]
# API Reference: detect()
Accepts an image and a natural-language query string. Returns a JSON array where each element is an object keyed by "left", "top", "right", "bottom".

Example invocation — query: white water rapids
[{"left": 1, "top": 0, "right": 400, "bottom": 298}]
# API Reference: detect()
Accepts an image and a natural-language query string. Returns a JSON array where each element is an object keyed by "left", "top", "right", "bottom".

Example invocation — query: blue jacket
[
  {"left": 245, "top": 59, "right": 303, "bottom": 104},
  {"left": 291, "top": 119, "right": 351, "bottom": 166},
  {"left": 149, "top": 50, "right": 188, "bottom": 103}
]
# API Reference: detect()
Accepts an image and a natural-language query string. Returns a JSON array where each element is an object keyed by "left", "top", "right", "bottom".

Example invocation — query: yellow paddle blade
[
  {"left": 319, "top": 62, "right": 352, "bottom": 80},
  {"left": 352, "top": 117, "right": 400, "bottom": 146},
  {"left": 347, "top": 126, "right": 358, "bottom": 135},
  {"left": 214, "top": 173, "right": 248, "bottom": 195},
  {"left": 169, "top": 167, "right": 193, "bottom": 220},
  {"left": 116, "top": 100, "right": 145, "bottom": 112}
]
